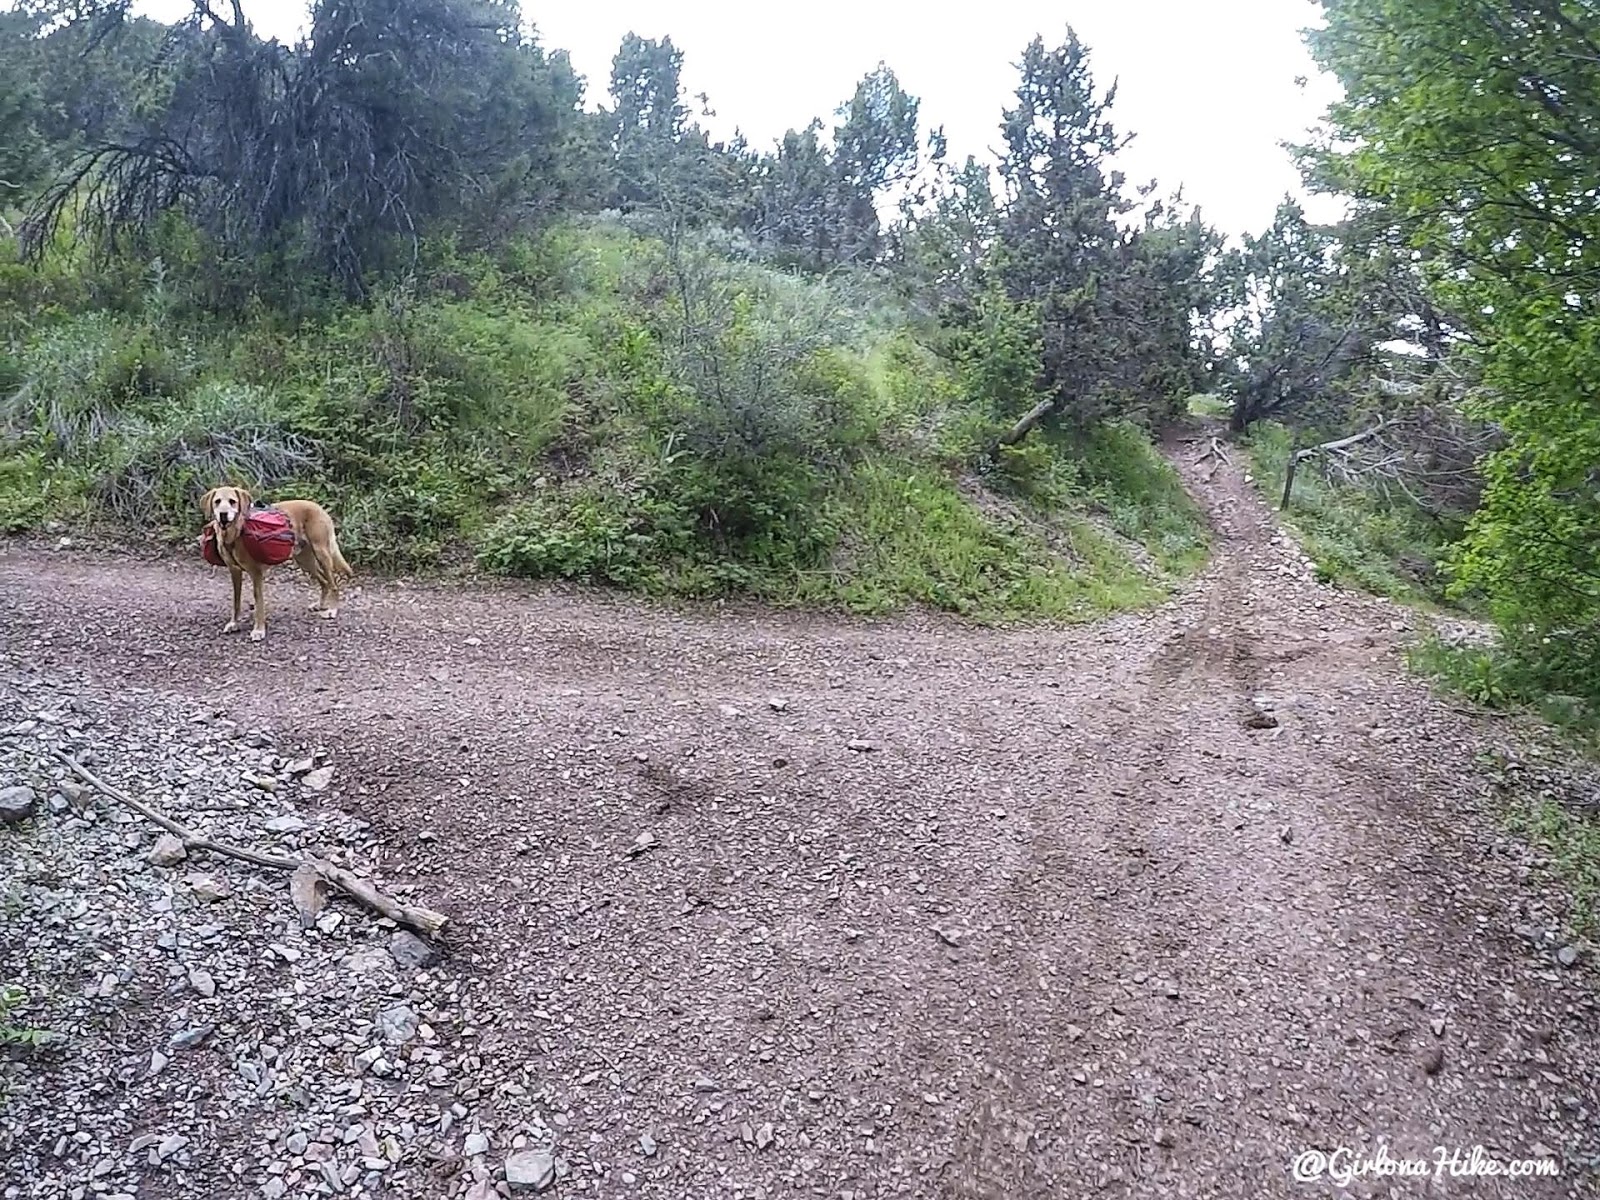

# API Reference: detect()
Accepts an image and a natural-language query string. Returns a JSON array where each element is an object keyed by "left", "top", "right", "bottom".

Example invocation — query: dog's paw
[
  {"left": 307, "top": 601, "right": 324, "bottom": 612},
  {"left": 249, "top": 628, "right": 266, "bottom": 643},
  {"left": 222, "top": 620, "right": 239, "bottom": 634}
]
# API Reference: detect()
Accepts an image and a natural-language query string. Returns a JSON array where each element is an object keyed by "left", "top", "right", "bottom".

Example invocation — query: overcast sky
[{"left": 130, "top": 0, "right": 1347, "bottom": 242}]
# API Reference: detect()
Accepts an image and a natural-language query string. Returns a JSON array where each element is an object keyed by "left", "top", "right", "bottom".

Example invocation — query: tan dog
[{"left": 200, "top": 485, "right": 353, "bottom": 642}]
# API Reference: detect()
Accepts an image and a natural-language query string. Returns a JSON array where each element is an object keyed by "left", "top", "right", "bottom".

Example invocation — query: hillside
[{"left": 0, "top": 219, "right": 1207, "bottom": 622}]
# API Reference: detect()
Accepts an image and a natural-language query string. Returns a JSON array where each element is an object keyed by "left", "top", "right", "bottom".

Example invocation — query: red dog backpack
[{"left": 200, "top": 504, "right": 298, "bottom": 567}]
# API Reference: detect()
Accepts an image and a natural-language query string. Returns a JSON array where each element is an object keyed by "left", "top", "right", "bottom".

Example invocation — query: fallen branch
[
  {"left": 1281, "top": 420, "right": 1386, "bottom": 511},
  {"left": 1194, "top": 435, "right": 1232, "bottom": 480},
  {"left": 52, "top": 751, "right": 449, "bottom": 939},
  {"left": 994, "top": 397, "right": 1058, "bottom": 450}
]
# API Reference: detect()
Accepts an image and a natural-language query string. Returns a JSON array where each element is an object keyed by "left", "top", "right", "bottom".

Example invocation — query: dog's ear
[
  {"left": 237, "top": 486, "right": 254, "bottom": 513},
  {"left": 200, "top": 488, "right": 216, "bottom": 521}
]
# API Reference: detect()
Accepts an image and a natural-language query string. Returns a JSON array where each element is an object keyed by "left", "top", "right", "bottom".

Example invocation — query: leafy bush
[
  {"left": 1245, "top": 421, "right": 1458, "bottom": 604},
  {"left": 1, "top": 313, "right": 199, "bottom": 455},
  {"left": 91, "top": 382, "right": 320, "bottom": 524}
]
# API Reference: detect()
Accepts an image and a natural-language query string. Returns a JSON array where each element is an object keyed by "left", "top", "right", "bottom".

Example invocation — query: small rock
[
  {"left": 638, "top": 1133, "right": 657, "bottom": 1158},
  {"left": 264, "top": 815, "right": 307, "bottom": 835},
  {"left": 1556, "top": 946, "right": 1580, "bottom": 968},
  {"left": 694, "top": 1076, "right": 719, "bottom": 1093},
  {"left": 1242, "top": 712, "right": 1279, "bottom": 731},
  {"left": 846, "top": 739, "right": 876, "bottom": 752},
  {"left": 302, "top": 765, "right": 335, "bottom": 792},
  {"left": 768, "top": 698, "right": 788, "bottom": 712},
  {"left": 346, "top": 947, "right": 394, "bottom": 975},
  {"left": 464, "top": 1132, "right": 489, "bottom": 1157},
  {"left": 756, "top": 1123, "right": 774, "bottom": 1150},
  {"left": 184, "top": 874, "right": 231, "bottom": 903},
  {"left": 627, "top": 831, "right": 657, "bottom": 858},
  {"left": 0, "top": 785, "right": 37, "bottom": 824},
  {"left": 156, "top": 1134, "right": 188, "bottom": 1161},
  {"left": 169, "top": 1025, "right": 213, "bottom": 1051},
  {"left": 287, "top": 1132, "right": 309, "bottom": 1156},
  {"left": 389, "top": 932, "right": 440, "bottom": 971},
  {"left": 377, "top": 1005, "right": 420, "bottom": 1045},
  {"left": 504, "top": 1149, "right": 557, "bottom": 1192},
  {"left": 286, "top": 757, "right": 316, "bottom": 775},
  {"left": 189, "top": 969, "right": 216, "bottom": 998},
  {"left": 148, "top": 834, "right": 187, "bottom": 867}
]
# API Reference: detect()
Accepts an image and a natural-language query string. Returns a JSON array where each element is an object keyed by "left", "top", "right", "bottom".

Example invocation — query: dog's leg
[
  {"left": 223, "top": 568, "right": 243, "bottom": 633},
  {"left": 296, "top": 546, "right": 327, "bottom": 611},
  {"left": 312, "top": 544, "right": 341, "bottom": 618},
  {"left": 248, "top": 568, "right": 267, "bottom": 642}
]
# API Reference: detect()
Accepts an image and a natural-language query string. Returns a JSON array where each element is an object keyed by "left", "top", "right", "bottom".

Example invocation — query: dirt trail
[{"left": 2, "top": 433, "right": 1598, "bottom": 1199}]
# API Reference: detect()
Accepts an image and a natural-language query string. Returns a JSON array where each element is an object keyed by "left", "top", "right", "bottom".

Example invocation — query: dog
[{"left": 200, "top": 485, "right": 353, "bottom": 642}]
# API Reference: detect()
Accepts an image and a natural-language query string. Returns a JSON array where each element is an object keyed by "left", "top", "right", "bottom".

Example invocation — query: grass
[
  {"left": 1, "top": 217, "right": 1211, "bottom": 622},
  {"left": 789, "top": 456, "right": 1164, "bottom": 622},
  {"left": 1409, "top": 635, "right": 1600, "bottom": 934},
  {"left": 1504, "top": 795, "right": 1600, "bottom": 936},
  {"left": 1243, "top": 421, "right": 1461, "bottom": 607}
]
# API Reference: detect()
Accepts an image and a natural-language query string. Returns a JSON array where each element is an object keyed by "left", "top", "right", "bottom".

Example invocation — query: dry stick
[
  {"left": 1280, "top": 420, "right": 1386, "bottom": 511},
  {"left": 52, "top": 751, "right": 449, "bottom": 939}
]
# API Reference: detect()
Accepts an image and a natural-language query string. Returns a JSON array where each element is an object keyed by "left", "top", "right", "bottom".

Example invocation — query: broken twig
[{"left": 52, "top": 751, "right": 449, "bottom": 939}]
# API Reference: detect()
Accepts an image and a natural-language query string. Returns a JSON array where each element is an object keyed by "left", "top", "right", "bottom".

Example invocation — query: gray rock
[
  {"left": 464, "top": 1132, "right": 490, "bottom": 1157},
  {"left": 505, "top": 1149, "right": 557, "bottom": 1192},
  {"left": 389, "top": 931, "right": 440, "bottom": 970},
  {"left": 302, "top": 765, "right": 335, "bottom": 792},
  {"left": 169, "top": 1024, "right": 213, "bottom": 1051},
  {"left": 264, "top": 815, "right": 308, "bottom": 835},
  {"left": 345, "top": 947, "right": 394, "bottom": 976},
  {"left": 377, "top": 1005, "right": 420, "bottom": 1045},
  {"left": 185, "top": 874, "right": 231, "bottom": 903},
  {"left": 286, "top": 1132, "right": 309, "bottom": 1156},
  {"left": 189, "top": 969, "right": 216, "bottom": 998},
  {"left": 1557, "top": 945, "right": 1580, "bottom": 968},
  {"left": 0, "top": 785, "right": 37, "bottom": 824},
  {"left": 638, "top": 1133, "right": 657, "bottom": 1158},
  {"left": 149, "top": 834, "right": 187, "bottom": 866},
  {"left": 156, "top": 1134, "right": 188, "bottom": 1161}
]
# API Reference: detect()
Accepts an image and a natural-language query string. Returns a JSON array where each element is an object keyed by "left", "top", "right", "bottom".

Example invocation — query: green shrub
[
  {"left": 1246, "top": 420, "right": 1458, "bottom": 604},
  {"left": 91, "top": 382, "right": 320, "bottom": 525},
  {"left": 2, "top": 313, "right": 199, "bottom": 456}
]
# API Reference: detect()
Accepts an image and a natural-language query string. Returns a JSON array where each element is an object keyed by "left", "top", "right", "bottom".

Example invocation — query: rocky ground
[{"left": 2, "top": 435, "right": 1598, "bottom": 1200}]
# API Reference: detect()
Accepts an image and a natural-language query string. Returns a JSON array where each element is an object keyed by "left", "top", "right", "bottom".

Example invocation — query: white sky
[{"left": 130, "top": 0, "right": 1347, "bottom": 242}]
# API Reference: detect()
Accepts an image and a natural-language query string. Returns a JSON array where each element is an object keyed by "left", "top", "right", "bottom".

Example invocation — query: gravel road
[{"left": 2, "top": 437, "right": 1597, "bottom": 1199}]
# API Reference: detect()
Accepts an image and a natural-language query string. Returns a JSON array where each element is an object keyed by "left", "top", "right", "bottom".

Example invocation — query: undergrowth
[
  {"left": 0, "top": 217, "right": 1209, "bottom": 619},
  {"left": 1244, "top": 421, "right": 1462, "bottom": 606}
]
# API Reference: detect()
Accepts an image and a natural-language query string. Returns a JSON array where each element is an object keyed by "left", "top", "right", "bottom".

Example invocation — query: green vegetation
[
  {"left": 0, "top": 218, "right": 1207, "bottom": 619},
  {"left": 0, "top": 6, "right": 1222, "bottom": 623},
  {"left": 1244, "top": 421, "right": 1462, "bottom": 606},
  {"left": 1301, "top": 0, "right": 1600, "bottom": 710},
  {"left": 0, "top": 983, "right": 53, "bottom": 1054}
]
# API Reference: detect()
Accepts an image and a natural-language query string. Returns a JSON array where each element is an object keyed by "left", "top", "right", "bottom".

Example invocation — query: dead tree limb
[
  {"left": 1194, "top": 436, "right": 1232, "bottom": 480},
  {"left": 52, "top": 751, "right": 449, "bottom": 938},
  {"left": 1280, "top": 420, "right": 1386, "bottom": 511},
  {"left": 994, "top": 397, "right": 1058, "bottom": 449}
]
